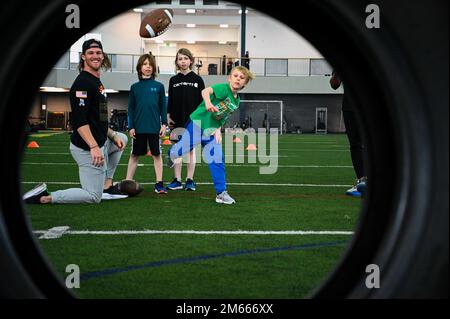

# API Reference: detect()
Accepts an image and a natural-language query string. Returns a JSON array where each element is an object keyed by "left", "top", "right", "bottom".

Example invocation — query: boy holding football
[{"left": 167, "top": 66, "right": 254, "bottom": 204}]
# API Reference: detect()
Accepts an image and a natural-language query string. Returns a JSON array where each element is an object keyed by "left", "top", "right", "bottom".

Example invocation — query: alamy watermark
[
  {"left": 366, "top": 4, "right": 381, "bottom": 29},
  {"left": 65, "top": 264, "right": 80, "bottom": 288},
  {"left": 65, "top": 4, "right": 80, "bottom": 29},
  {"left": 365, "top": 264, "right": 380, "bottom": 289},
  {"left": 169, "top": 122, "right": 279, "bottom": 175}
]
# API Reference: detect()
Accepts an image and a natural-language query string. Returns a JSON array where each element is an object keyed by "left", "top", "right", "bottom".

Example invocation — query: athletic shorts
[{"left": 131, "top": 133, "right": 161, "bottom": 156}]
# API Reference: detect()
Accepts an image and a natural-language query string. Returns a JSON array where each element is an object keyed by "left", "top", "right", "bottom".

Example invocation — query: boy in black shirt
[{"left": 166, "top": 48, "right": 205, "bottom": 191}]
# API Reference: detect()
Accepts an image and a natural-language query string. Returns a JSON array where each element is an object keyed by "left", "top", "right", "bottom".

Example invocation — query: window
[
  {"left": 203, "top": 0, "right": 219, "bottom": 5},
  {"left": 180, "top": 0, "right": 195, "bottom": 5}
]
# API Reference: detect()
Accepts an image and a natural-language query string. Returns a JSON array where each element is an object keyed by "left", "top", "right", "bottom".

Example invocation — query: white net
[{"left": 223, "top": 100, "right": 284, "bottom": 135}]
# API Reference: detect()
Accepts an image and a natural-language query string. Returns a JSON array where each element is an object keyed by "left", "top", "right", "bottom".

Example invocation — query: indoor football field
[{"left": 22, "top": 131, "right": 362, "bottom": 298}]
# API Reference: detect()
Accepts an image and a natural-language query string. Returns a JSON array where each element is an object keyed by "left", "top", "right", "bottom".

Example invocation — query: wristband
[{"left": 90, "top": 144, "right": 98, "bottom": 149}]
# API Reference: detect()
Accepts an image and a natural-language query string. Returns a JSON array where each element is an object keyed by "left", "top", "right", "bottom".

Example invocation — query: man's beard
[{"left": 86, "top": 60, "right": 102, "bottom": 71}]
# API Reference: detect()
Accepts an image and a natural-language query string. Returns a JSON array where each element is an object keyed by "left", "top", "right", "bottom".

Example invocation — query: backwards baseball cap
[{"left": 82, "top": 39, "right": 103, "bottom": 54}]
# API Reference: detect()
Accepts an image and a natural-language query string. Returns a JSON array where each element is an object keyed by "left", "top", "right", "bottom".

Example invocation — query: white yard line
[
  {"left": 34, "top": 227, "right": 354, "bottom": 239},
  {"left": 21, "top": 162, "right": 353, "bottom": 168}
]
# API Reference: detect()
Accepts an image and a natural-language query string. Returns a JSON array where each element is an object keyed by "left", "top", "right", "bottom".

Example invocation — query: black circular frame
[{"left": 0, "top": 0, "right": 447, "bottom": 298}]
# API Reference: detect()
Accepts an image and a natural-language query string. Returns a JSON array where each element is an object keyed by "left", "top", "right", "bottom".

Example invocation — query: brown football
[
  {"left": 118, "top": 179, "right": 144, "bottom": 197},
  {"left": 330, "top": 75, "right": 341, "bottom": 90},
  {"left": 139, "top": 9, "right": 174, "bottom": 38}
]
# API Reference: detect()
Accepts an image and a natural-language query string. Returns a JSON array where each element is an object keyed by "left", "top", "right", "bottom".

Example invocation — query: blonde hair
[
  {"left": 229, "top": 66, "right": 255, "bottom": 84},
  {"left": 175, "top": 48, "right": 194, "bottom": 71}
]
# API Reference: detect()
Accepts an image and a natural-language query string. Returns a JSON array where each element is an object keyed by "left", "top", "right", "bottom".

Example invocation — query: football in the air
[
  {"left": 118, "top": 179, "right": 144, "bottom": 197},
  {"left": 330, "top": 76, "right": 341, "bottom": 90},
  {"left": 139, "top": 9, "right": 174, "bottom": 38}
]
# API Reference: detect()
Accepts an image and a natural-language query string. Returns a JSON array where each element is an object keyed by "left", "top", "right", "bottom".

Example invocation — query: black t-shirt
[
  {"left": 167, "top": 71, "right": 205, "bottom": 127},
  {"left": 69, "top": 71, "right": 109, "bottom": 150}
]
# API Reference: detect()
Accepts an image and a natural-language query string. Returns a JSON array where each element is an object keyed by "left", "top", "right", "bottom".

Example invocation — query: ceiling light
[
  {"left": 186, "top": 24, "right": 196, "bottom": 28},
  {"left": 154, "top": 39, "right": 164, "bottom": 44},
  {"left": 219, "top": 24, "right": 229, "bottom": 28},
  {"left": 39, "top": 87, "right": 69, "bottom": 93},
  {"left": 186, "top": 9, "right": 196, "bottom": 14},
  {"left": 187, "top": 40, "right": 196, "bottom": 44},
  {"left": 238, "top": 9, "right": 249, "bottom": 14},
  {"left": 218, "top": 41, "right": 227, "bottom": 44},
  {"left": 133, "top": 8, "right": 143, "bottom": 13}
]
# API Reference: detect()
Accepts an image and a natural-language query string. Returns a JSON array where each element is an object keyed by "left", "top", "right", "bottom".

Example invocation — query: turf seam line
[{"left": 79, "top": 240, "right": 349, "bottom": 281}]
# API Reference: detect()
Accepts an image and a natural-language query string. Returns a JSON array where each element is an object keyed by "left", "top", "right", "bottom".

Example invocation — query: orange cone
[
  {"left": 246, "top": 144, "right": 257, "bottom": 151},
  {"left": 163, "top": 139, "right": 172, "bottom": 145},
  {"left": 27, "top": 141, "right": 40, "bottom": 148},
  {"left": 146, "top": 150, "right": 152, "bottom": 156},
  {"left": 233, "top": 137, "right": 241, "bottom": 143}
]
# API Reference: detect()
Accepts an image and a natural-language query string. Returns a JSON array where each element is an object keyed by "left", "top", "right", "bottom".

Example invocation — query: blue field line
[{"left": 80, "top": 240, "right": 348, "bottom": 281}]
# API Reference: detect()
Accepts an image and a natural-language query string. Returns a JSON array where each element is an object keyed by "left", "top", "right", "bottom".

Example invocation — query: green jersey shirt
[{"left": 190, "top": 83, "right": 240, "bottom": 136}]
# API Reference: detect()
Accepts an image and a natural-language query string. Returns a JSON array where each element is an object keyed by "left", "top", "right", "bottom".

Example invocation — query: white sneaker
[
  {"left": 101, "top": 193, "right": 129, "bottom": 200},
  {"left": 216, "top": 191, "right": 236, "bottom": 204},
  {"left": 23, "top": 183, "right": 49, "bottom": 204},
  {"left": 346, "top": 177, "right": 367, "bottom": 197}
]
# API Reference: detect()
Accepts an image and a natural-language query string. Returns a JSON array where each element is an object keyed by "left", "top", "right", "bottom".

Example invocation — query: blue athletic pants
[{"left": 169, "top": 121, "right": 226, "bottom": 194}]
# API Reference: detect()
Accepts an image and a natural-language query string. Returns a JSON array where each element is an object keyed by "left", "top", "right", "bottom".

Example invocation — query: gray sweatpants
[{"left": 51, "top": 132, "right": 128, "bottom": 204}]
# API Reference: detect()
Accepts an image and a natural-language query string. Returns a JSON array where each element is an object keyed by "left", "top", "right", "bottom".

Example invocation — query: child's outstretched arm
[{"left": 202, "top": 87, "right": 219, "bottom": 112}]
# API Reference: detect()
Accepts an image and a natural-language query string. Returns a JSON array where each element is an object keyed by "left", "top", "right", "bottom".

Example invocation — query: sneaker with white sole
[
  {"left": 23, "top": 183, "right": 49, "bottom": 204},
  {"left": 356, "top": 177, "right": 367, "bottom": 197},
  {"left": 215, "top": 191, "right": 236, "bottom": 204},
  {"left": 103, "top": 183, "right": 126, "bottom": 195},
  {"left": 345, "top": 177, "right": 367, "bottom": 197},
  {"left": 155, "top": 181, "right": 168, "bottom": 194},
  {"left": 101, "top": 193, "right": 129, "bottom": 200},
  {"left": 345, "top": 185, "right": 361, "bottom": 197},
  {"left": 185, "top": 178, "right": 196, "bottom": 191},
  {"left": 167, "top": 178, "right": 183, "bottom": 190},
  {"left": 102, "top": 183, "right": 129, "bottom": 200}
]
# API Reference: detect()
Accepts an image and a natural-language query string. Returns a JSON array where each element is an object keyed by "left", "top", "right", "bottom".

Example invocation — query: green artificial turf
[{"left": 23, "top": 131, "right": 362, "bottom": 299}]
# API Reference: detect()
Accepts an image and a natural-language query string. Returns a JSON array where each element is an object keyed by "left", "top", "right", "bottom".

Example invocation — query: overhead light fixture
[
  {"left": 238, "top": 9, "right": 249, "bottom": 14},
  {"left": 39, "top": 87, "right": 70, "bottom": 93},
  {"left": 218, "top": 41, "right": 227, "bottom": 44},
  {"left": 186, "top": 40, "right": 196, "bottom": 44},
  {"left": 186, "top": 24, "right": 196, "bottom": 28},
  {"left": 186, "top": 9, "right": 196, "bottom": 14},
  {"left": 104, "top": 89, "right": 119, "bottom": 93},
  {"left": 219, "top": 24, "right": 229, "bottom": 28},
  {"left": 154, "top": 39, "right": 164, "bottom": 44},
  {"left": 133, "top": 8, "right": 143, "bottom": 13}
]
